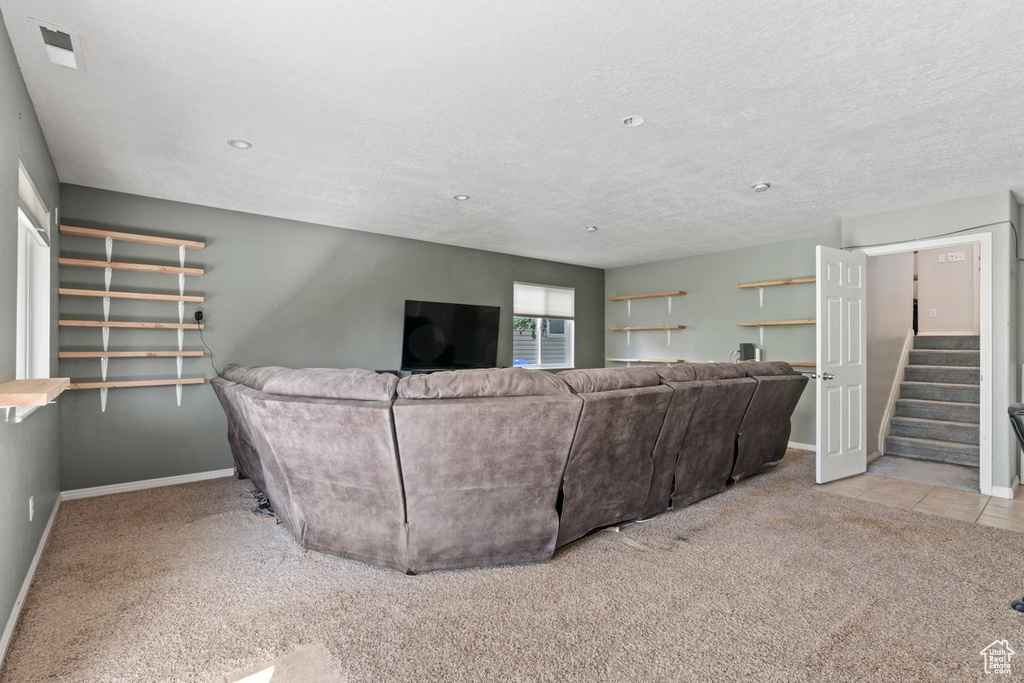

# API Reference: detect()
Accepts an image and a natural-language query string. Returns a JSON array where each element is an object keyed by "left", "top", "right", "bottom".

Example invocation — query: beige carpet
[{"left": 3, "top": 450, "right": 1023, "bottom": 682}]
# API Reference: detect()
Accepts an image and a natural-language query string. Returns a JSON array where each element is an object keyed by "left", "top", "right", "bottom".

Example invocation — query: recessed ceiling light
[
  {"left": 453, "top": 195, "right": 470, "bottom": 201},
  {"left": 752, "top": 182, "right": 771, "bottom": 193},
  {"left": 622, "top": 116, "right": 645, "bottom": 127},
  {"left": 585, "top": 225, "right": 599, "bottom": 233},
  {"left": 228, "top": 139, "right": 252, "bottom": 149}
]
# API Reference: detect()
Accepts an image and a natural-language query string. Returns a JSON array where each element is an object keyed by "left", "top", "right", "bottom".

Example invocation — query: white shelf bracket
[
  {"left": 102, "top": 327, "right": 110, "bottom": 351},
  {"left": 104, "top": 266, "right": 112, "bottom": 292},
  {"left": 626, "top": 300, "right": 631, "bottom": 316},
  {"left": 758, "top": 286, "right": 764, "bottom": 308},
  {"left": 667, "top": 329, "right": 672, "bottom": 346},
  {"left": 176, "top": 356, "right": 183, "bottom": 379},
  {"left": 175, "top": 384, "right": 183, "bottom": 407},
  {"left": 668, "top": 296, "right": 673, "bottom": 314},
  {"left": 100, "top": 388, "right": 108, "bottom": 413},
  {"left": 103, "top": 296, "right": 111, "bottom": 321},
  {"left": 4, "top": 407, "right": 13, "bottom": 423},
  {"left": 178, "top": 301, "right": 185, "bottom": 324},
  {"left": 178, "top": 273, "right": 185, "bottom": 297},
  {"left": 179, "top": 245, "right": 186, "bottom": 269},
  {"left": 105, "top": 236, "right": 113, "bottom": 262},
  {"left": 101, "top": 357, "right": 108, "bottom": 381},
  {"left": 177, "top": 328, "right": 184, "bottom": 352},
  {"left": 759, "top": 325, "right": 765, "bottom": 346},
  {"left": 626, "top": 330, "right": 631, "bottom": 347}
]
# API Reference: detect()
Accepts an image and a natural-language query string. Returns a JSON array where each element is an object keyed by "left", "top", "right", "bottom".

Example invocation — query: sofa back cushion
[
  {"left": 397, "top": 367, "right": 570, "bottom": 399},
  {"left": 691, "top": 363, "right": 747, "bottom": 380},
  {"left": 654, "top": 363, "right": 697, "bottom": 383},
  {"left": 220, "top": 363, "right": 289, "bottom": 390},
  {"left": 739, "top": 361, "right": 797, "bottom": 377},
  {"left": 558, "top": 367, "right": 660, "bottom": 394},
  {"left": 262, "top": 368, "right": 398, "bottom": 402}
]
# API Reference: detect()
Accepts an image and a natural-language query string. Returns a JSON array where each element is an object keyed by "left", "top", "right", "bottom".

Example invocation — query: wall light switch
[
  {"left": 948, "top": 251, "right": 966, "bottom": 262},
  {"left": 937, "top": 254, "right": 946, "bottom": 263},
  {"left": 929, "top": 308, "right": 938, "bottom": 318}
]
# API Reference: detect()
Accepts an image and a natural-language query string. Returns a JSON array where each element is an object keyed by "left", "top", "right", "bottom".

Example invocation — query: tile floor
[{"left": 817, "top": 473, "right": 1024, "bottom": 531}]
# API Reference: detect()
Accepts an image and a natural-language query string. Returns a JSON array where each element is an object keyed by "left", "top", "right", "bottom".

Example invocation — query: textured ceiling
[{"left": 4, "top": 1, "right": 1024, "bottom": 268}]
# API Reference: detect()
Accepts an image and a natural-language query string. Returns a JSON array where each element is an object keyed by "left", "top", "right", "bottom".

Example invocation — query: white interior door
[{"left": 816, "top": 246, "right": 868, "bottom": 483}]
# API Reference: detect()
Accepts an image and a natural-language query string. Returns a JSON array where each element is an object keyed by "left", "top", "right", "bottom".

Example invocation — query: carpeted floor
[{"left": 3, "top": 450, "right": 1023, "bottom": 682}]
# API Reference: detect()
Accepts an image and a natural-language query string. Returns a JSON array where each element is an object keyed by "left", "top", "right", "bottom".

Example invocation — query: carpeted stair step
[
  {"left": 885, "top": 435, "right": 980, "bottom": 467},
  {"left": 904, "top": 365, "right": 980, "bottom": 385},
  {"left": 899, "top": 381, "right": 979, "bottom": 402},
  {"left": 894, "top": 398, "right": 980, "bottom": 423},
  {"left": 912, "top": 335, "right": 980, "bottom": 351},
  {"left": 889, "top": 416, "right": 979, "bottom": 444},
  {"left": 908, "top": 349, "right": 980, "bottom": 367}
]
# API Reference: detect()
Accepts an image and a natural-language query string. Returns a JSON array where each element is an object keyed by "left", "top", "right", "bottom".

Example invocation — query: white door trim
[{"left": 856, "top": 232, "right": 992, "bottom": 496}]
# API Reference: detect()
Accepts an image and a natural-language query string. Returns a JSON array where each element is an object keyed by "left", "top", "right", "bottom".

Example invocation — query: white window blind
[
  {"left": 18, "top": 161, "right": 50, "bottom": 245},
  {"left": 513, "top": 282, "right": 575, "bottom": 319}
]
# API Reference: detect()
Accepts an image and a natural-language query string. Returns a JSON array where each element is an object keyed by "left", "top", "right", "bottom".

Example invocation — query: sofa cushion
[
  {"left": 653, "top": 363, "right": 697, "bottom": 383},
  {"left": 558, "top": 367, "right": 660, "bottom": 394},
  {"left": 691, "top": 363, "right": 747, "bottom": 380},
  {"left": 262, "top": 368, "right": 398, "bottom": 402},
  {"left": 397, "top": 367, "right": 571, "bottom": 399},
  {"left": 739, "top": 361, "right": 797, "bottom": 377},
  {"left": 220, "top": 364, "right": 289, "bottom": 390}
]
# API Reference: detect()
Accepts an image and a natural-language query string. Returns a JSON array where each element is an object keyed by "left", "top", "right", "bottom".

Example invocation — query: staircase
[{"left": 886, "top": 335, "right": 980, "bottom": 467}]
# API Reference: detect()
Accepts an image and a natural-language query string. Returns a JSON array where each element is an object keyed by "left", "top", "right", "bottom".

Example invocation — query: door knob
[{"left": 821, "top": 372, "right": 835, "bottom": 381}]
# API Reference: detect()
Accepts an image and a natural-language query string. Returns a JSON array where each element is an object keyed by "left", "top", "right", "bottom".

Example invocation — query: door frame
[{"left": 856, "top": 232, "right": 992, "bottom": 496}]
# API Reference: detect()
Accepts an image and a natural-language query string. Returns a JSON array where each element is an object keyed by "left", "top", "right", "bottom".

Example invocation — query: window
[
  {"left": 14, "top": 162, "right": 51, "bottom": 405},
  {"left": 512, "top": 282, "right": 574, "bottom": 369}
]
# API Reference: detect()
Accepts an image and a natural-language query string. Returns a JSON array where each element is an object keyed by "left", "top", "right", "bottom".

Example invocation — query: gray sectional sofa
[{"left": 211, "top": 361, "right": 807, "bottom": 573}]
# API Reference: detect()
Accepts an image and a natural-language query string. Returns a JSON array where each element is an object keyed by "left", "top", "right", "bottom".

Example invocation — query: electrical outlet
[
  {"left": 937, "top": 254, "right": 946, "bottom": 263},
  {"left": 929, "top": 308, "right": 938, "bottom": 318},
  {"left": 194, "top": 309, "right": 205, "bottom": 322},
  {"left": 948, "top": 250, "right": 966, "bottom": 263},
  {"left": 29, "top": 496, "right": 34, "bottom": 522}
]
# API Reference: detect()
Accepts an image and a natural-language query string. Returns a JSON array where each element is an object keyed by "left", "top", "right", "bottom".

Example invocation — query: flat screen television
[{"left": 401, "top": 300, "right": 500, "bottom": 371}]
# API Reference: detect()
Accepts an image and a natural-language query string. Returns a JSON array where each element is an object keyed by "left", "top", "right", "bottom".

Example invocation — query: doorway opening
[{"left": 859, "top": 234, "right": 991, "bottom": 495}]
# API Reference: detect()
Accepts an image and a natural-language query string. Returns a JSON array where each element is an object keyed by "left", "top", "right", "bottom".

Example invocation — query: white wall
[
  {"left": 917, "top": 244, "right": 979, "bottom": 335},
  {"left": 866, "top": 252, "right": 914, "bottom": 456}
]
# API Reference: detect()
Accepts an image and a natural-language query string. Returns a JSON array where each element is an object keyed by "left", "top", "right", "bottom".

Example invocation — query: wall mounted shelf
[
  {"left": 60, "top": 320, "right": 204, "bottom": 330},
  {"left": 608, "top": 325, "right": 685, "bottom": 331},
  {"left": 788, "top": 362, "right": 816, "bottom": 368},
  {"left": 606, "top": 357, "right": 684, "bottom": 364},
  {"left": 59, "top": 351, "right": 205, "bottom": 359},
  {"left": 59, "top": 288, "right": 204, "bottom": 303},
  {"left": 737, "top": 277, "right": 815, "bottom": 289},
  {"left": 0, "top": 378, "right": 71, "bottom": 422},
  {"left": 59, "top": 224, "right": 206, "bottom": 412},
  {"left": 60, "top": 225, "right": 205, "bottom": 250},
  {"left": 59, "top": 257, "right": 204, "bottom": 276},
  {"left": 69, "top": 377, "right": 206, "bottom": 390},
  {"left": 737, "top": 319, "right": 816, "bottom": 327},
  {"left": 608, "top": 290, "right": 686, "bottom": 301}
]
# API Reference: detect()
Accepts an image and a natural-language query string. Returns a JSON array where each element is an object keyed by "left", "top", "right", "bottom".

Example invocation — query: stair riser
[
  {"left": 908, "top": 350, "right": 980, "bottom": 367},
  {"left": 885, "top": 441, "right": 979, "bottom": 468},
  {"left": 890, "top": 422, "right": 979, "bottom": 445},
  {"left": 895, "top": 402, "right": 980, "bottom": 423},
  {"left": 913, "top": 336, "right": 980, "bottom": 351},
  {"left": 904, "top": 367, "right": 980, "bottom": 384},
  {"left": 901, "top": 384, "right": 979, "bottom": 402}
]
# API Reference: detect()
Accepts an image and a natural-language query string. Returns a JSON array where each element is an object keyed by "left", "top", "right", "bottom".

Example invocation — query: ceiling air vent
[{"left": 29, "top": 18, "right": 86, "bottom": 72}]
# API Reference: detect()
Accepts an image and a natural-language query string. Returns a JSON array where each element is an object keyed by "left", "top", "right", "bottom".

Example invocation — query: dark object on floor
[
  {"left": 1011, "top": 599, "right": 1024, "bottom": 613},
  {"left": 1007, "top": 404, "right": 1024, "bottom": 451}
]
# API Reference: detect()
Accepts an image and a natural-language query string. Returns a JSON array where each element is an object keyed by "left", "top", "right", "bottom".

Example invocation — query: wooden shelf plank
[
  {"left": 59, "top": 351, "right": 205, "bottom": 359},
  {"left": 606, "top": 357, "right": 685, "bottom": 364},
  {"left": 59, "top": 288, "right": 204, "bottom": 303},
  {"left": 59, "top": 320, "right": 204, "bottom": 330},
  {"left": 608, "top": 325, "right": 686, "bottom": 331},
  {"left": 737, "top": 319, "right": 816, "bottom": 327},
  {"left": 737, "top": 276, "right": 815, "bottom": 289},
  {"left": 788, "top": 362, "right": 816, "bottom": 367},
  {"left": 0, "top": 378, "right": 71, "bottom": 406},
  {"left": 60, "top": 225, "right": 205, "bottom": 250},
  {"left": 608, "top": 290, "right": 686, "bottom": 301},
  {"left": 59, "top": 257, "right": 204, "bottom": 276},
  {"left": 69, "top": 377, "right": 206, "bottom": 390}
]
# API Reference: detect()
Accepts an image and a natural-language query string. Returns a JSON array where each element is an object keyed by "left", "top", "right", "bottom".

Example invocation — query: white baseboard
[
  {"left": 0, "top": 497, "right": 60, "bottom": 667},
  {"left": 788, "top": 441, "right": 817, "bottom": 452},
  {"left": 990, "top": 476, "right": 1020, "bottom": 500},
  {"left": 61, "top": 468, "right": 234, "bottom": 501}
]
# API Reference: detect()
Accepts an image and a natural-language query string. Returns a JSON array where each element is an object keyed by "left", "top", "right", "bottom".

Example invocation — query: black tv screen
[{"left": 401, "top": 300, "right": 500, "bottom": 371}]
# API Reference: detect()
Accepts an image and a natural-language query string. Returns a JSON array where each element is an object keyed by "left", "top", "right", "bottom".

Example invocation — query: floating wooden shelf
[
  {"left": 0, "top": 378, "right": 71, "bottom": 406},
  {"left": 59, "top": 288, "right": 204, "bottom": 303},
  {"left": 60, "top": 225, "right": 205, "bottom": 250},
  {"left": 606, "top": 357, "right": 685, "bottom": 364},
  {"left": 788, "top": 362, "right": 816, "bottom": 368},
  {"left": 60, "top": 320, "right": 204, "bottom": 330},
  {"left": 608, "top": 325, "right": 686, "bottom": 331},
  {"left": 69, "top": 377, "right": 206, "bottom": 390},
  {"left": 59, "top": 257, "right": 204, "bottom": 276},
  {"left": 737, "top": 277, "right": 815, "bottom": 289},
  {"left": 737, "top": 319, "right": 816, "bottom": 327},
  {"left": 608, "top": 290, "right": 686, "bottom": 301},
  {"left": 59, "top": 351, "right": 205, "bottom": 359}
]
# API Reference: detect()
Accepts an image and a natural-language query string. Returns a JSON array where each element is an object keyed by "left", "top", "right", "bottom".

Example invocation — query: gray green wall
[
  {"left": 842, "top": 191, "right": 1020, "bottom": 491},
  {"left": 605, "top": 233, "right": 841, "bottom": 445},
  {"left": 58, "top": 185, "right": 605, "bottom": 490},
  {"left": 0, "top": 8, "right": 61, "bottom": 656}
]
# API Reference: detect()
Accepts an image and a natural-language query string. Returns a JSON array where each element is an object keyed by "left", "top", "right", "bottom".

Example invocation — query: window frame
[{"left": 512, "top": 280, "right": 576, "bottom": 370}]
